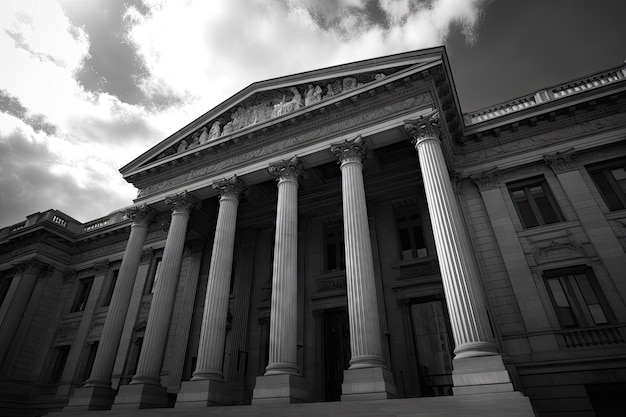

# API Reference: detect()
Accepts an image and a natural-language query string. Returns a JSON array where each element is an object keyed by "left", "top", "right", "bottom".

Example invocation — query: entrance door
[
  {"left": 323, "top": 309, "right": 351, "bottom": 401},
  {"left": 410, "top": 296, "right": 454, "bottom": 396}
]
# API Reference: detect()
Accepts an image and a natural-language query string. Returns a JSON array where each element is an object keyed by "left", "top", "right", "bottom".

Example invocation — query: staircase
[{"left": 50, "top": 392, "right": 536, "bottom": 417}]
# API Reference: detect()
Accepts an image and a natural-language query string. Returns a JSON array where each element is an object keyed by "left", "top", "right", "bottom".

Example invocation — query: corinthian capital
[
  {"left": 543, "top": 148, "right": 579, "bottom": 173},
  {"left": 14, "top": 259, "right": 49, "bottom": 276},
  {"left": 470, "top": 167, "right": 502, "bottom": 191},
  {"left": 330, "top": 135, "right": 368, "bottom": 164},
  {"left": 165, "top": 190, "right": 199, "bottom": 214},
  {"left": 404, "top": 111, "right": 441, "bottom": 145},
  {"left": 268, "top": 156, "right": 305, "bottom": 182},
  {"left": 212, "top": 176, "right": 247, "bottom": 200},
  {"left": 124, "top": 204, "right": 156, "bottom": 226}
]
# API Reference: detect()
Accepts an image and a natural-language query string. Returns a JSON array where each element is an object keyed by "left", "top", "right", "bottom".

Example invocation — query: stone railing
[
  {"left": 8, "top": 222, "right": 25, "bottom": 233},
  {"left": 556, "top": 324, "right": 626, "bottom": 349},
  {"left": 464, "top": 64, "right": 626, "bottom": 126},
  {"left": 51, "top": 215, "right": 68, "bottom": 228},
  {"left": 83, "top": 217, "right": 110, "bottom": 232}
]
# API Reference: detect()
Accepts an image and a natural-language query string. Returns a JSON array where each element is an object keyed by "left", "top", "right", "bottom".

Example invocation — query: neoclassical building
[{"left": 0, "top": 47, "right": 625, "bottom": 417}]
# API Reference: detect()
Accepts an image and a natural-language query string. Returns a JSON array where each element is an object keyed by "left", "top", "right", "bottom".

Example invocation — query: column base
[
  {"left": 341, "top": 366, "right": 397, "bottom": 401},
  {"left": 64, "top": 386, "right": 116, "bottom": 411},
  {"left": 452, "top": 354, "right": 514, "bottom": 395},
  {"left": 112, "top": 383, "right": 170, "bottom": 409},
  {"left": 175, "top": 379, "right": 244, "bottom": 408},
  {"left": 251, "top": 374, "right": 310, "bottom": 404}
]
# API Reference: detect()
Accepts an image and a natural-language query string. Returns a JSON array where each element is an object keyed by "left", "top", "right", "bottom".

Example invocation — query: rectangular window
[
  {"left": 71, "top": 277, "right": 94, "bottom": 312},
  {"left": 587, "top": 158, "right": 626, "bottom": 211},
  {"left": 48, "top": 345, "right": 70, "bottom": 383},
  {"left": 508, "top": 176, "right": 563, "bottom": 228},
  {"left": 324, "top": 223, "right": 345, "bottom": 273},
  {"left": 102, "top": 270, "right": 119, "bottom": 307},
  {"left": 395, "top": 207, "right": 428, "bottom": 260},
  {"left": 543, "top": 266, "right": 613, "bottom": 328},
  {"left": 81, "top": 341, "right": 99, "bottom": 382},
  {"left": 0, "top": 276, "right": 12, "bottom": 309},
  {"left": 144, "top": 256, "right": 162, "bottom": 294}
]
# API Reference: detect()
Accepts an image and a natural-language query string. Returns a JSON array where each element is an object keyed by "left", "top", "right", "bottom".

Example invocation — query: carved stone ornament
[
  {"left": 164, "top": 190, "right": 199, "bottom": 213},
  {"left": 13, "top": 258, "right": 47, "bottom": 275},
  {"left": 212, "top": 176, "right": 247, "bottom": 200},
  {"left": 330, "top": 135, "right": 368, "bottom": 164},
  {"left": 93, "top": 260, "right": 110, "bottom": 274},
  {"left": 543, "top": 148, "right": 579, "bottom": 173},
  {"left": 404, "top": 111, "right": 441, "bottom": 145},
  {"left": 268, "top": 156, "right": 305, "bottom": 182},
  {"left": 124, "top": 203, "right": 157, "bottom": 226},
  {"left": 470, "top": 167, "right": 502, "bottom": 191}
]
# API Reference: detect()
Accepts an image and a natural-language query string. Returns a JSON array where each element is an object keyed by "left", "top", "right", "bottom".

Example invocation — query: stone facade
[{"left": 1, "top": 48, "right": 625, "bottom": 417}]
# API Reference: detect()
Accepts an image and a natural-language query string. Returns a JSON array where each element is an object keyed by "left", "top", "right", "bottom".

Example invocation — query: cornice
[
  {"left": 127, "top": 71, "right": 437, "bottom": 188},
  {"left": 454, "top": 106, "right": 626, "bottom": 168}
]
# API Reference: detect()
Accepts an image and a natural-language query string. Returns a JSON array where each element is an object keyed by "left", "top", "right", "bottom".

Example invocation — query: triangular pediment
[{"left": 120, "top": 47, "right": 446, "bottom": 177}]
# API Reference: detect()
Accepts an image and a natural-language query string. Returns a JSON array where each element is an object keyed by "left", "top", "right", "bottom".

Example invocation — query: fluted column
[
  {"left": 0, "top": 259, "right": 47, "bottom": 367},
  {"left": 265, "top": 157, "right": 304, "bottom": 375},
  {"left": 404, "top": 113, "right": 497, "bottom": 359},
  {"left": 85, "top": 205, "right": 155, "bottom": 389},
  {"left": 131, "top": 191, "right": 197, "bottom": 385},
  {"left": 331, "top": 137, "right": 385, "bottom": 369},
  {"left": 192, "top": 177, "right": 245, "bottom": 381}
]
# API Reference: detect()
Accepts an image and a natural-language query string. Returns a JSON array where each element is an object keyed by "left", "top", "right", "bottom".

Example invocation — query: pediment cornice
[{"left": 120, "top": 49, "right": 447, "bottom": 178}]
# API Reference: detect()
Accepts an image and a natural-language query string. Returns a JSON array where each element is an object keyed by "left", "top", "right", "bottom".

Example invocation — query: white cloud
[{"left": 0, "top": 0, "right": 487, "bottom": 227}]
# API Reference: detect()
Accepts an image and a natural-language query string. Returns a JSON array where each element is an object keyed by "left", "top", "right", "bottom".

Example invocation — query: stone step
[{"left": 50, "top": 392, "right": 536, "bottom": 417}]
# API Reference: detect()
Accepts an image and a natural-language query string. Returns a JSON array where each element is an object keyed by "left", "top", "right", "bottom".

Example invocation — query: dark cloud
[
  {"left": 4, "top": 28, "right": 65, "bottom": 67},
  {"left": 59, "top": 0, "right": 155, "bottom": 106},
  {"left": 0, "top": 90, "right": 57, "bottom": 135},
  {"left": 295, "top": 0, "right": 389, "bottom": 36},
  {"left": 0, "top": 129, "right": 134, "bottom": 227},
  {"left": 445, "top": 0, "right": 626, "bottom": 112}
]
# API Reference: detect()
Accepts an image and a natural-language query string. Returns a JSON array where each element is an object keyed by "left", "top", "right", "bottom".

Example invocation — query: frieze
[
  {"left": 137, "top": 93, "right": 432, "bottom": 199},
  {"left": 0, "top": 242, "right": 71, "bottom": 265},
  {"left": 456, "top": 111, "right": 626, "bottom": 166},
  {"left": 73, "top": 240, "right": 128, "bottom": 263}
]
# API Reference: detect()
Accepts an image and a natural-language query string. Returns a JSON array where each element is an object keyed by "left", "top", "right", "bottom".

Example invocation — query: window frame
[
  {"left": 587, "top": 157, "right": 626, "bottom": 211},
  {"left": 507, "top": 176, "right": 564, "bottom": 228},
  {"left": 395, "top": 206, "right": 428, "bottom": 260},
  {"left": 543, "top": 266, "right": 615, "bottom": 329},
  {"left": 323, "top": 222, "right": 345, "bottom": 273},
  {"left": 102, "top": 269, "right": 119, "bottom": 307},
  {"left": 71, "top": 276, "right": 94, "bottom": 313}
]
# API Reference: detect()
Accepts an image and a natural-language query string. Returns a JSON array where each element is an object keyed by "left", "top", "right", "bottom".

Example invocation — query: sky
[{"left": 0, "top": 0, "right": 624, "bottom": 228}]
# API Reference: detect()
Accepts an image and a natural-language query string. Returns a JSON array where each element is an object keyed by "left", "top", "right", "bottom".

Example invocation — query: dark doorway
[
  {"left": 410, "top": 295, "right": 454, "bottom": 396},
  {"left": 323, "top": 308, "right": 351, "bottom": 401}
]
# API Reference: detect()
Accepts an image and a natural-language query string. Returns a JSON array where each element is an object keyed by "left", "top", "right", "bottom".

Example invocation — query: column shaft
[
  {"left": 132, "top": 196, "right": 193, "bottom": 385},
  {"left": 332, "top": 138, "right": 384, "bottom": 369},
  {"left": 265, "top": 165, "right": 300, "bottom": 375},
  {"left": 86, "top": 212, "right": 151, "bottom": 388},
  {"left": 193, "top": 191, "right": 239, "bottom": 380},
  {"left": 0, "top": 260, "right": 45, "bottom": 366},
  {"left": 406, "top": 115, "right": 496, "bottom": 358}
]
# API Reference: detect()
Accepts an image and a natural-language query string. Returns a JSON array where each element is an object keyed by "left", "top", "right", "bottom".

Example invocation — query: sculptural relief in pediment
[{"left": 151, "top": 69, "right": 404, "bottom": 163}]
